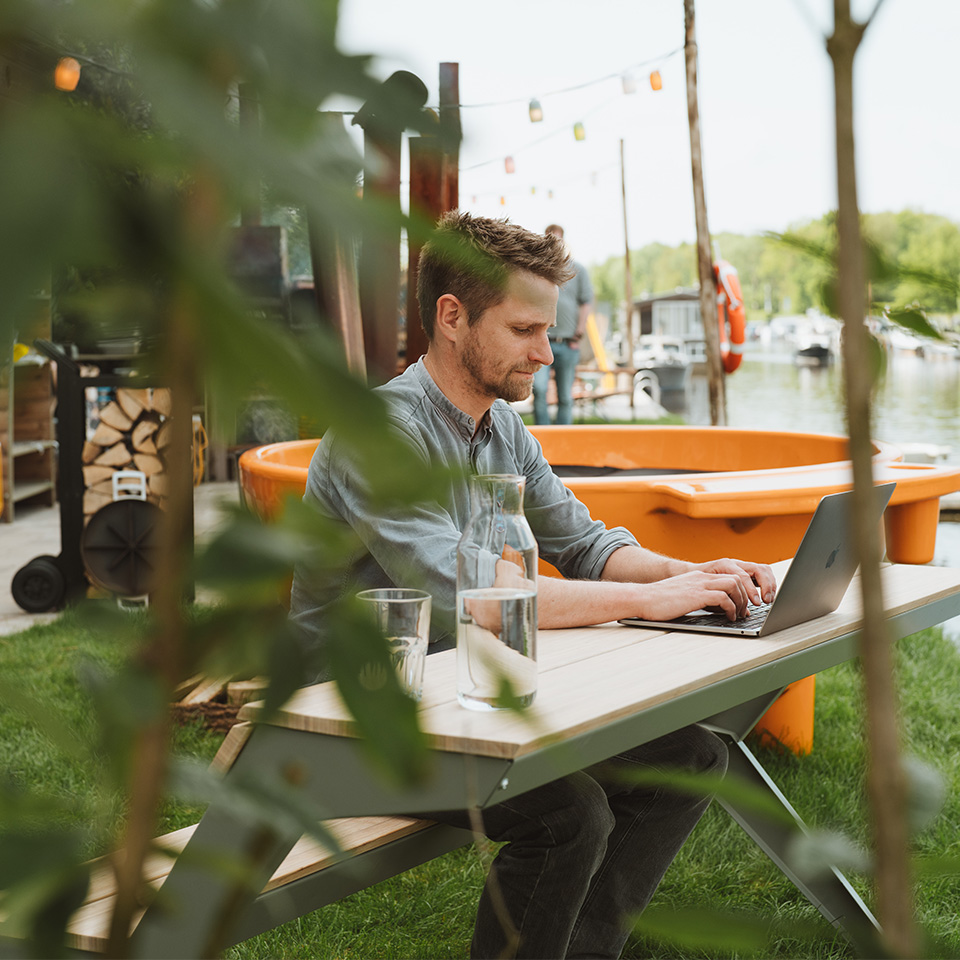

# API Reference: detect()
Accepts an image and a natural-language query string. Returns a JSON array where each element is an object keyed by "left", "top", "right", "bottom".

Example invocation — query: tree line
[{"left": 590, "top": 210, "right": 960, "bottom": 319}]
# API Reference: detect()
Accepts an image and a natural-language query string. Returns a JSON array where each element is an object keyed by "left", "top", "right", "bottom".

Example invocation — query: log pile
[{"left": 81, "top": 387, "right": 173, "bottom": 517}]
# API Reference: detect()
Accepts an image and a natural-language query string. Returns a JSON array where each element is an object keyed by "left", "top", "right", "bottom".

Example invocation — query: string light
[
  {"left": 650, "top": 70, "right": 662, "bottom": 91},
  {"left": 54, "top": 57, "right": 81, "bottom": 91},
  {"left": 573, "top": 122, "right": 586, "bottom": 142},
  {"left": 448, "top": 46, "right": 682, "bottom": 111},
  {"left": 621, "top": 74, "right": 637, "bottom": 95},
  {"left": 504, "top": 156, "right": 516, "bottom": 174},
  {"left": 528, "top": 98, "right": 543, "bottom": 122}
]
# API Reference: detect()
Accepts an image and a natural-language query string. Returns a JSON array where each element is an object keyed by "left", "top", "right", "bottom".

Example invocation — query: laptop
[{"left": 619, "top": 482, "right": 896, "bottom": 637}]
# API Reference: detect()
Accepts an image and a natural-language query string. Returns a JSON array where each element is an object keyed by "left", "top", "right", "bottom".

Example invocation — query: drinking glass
[
  {"left": 456, "top": 474, "right": 538, "bottom": 711},
  {"left": 356, "top": 588, "right": 431, "bottom": 701}
]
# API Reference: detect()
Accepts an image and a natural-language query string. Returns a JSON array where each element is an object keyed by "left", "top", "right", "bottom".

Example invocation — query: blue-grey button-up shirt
[{"left": 289, "top": 360, "right": 639, "bottom": 648}]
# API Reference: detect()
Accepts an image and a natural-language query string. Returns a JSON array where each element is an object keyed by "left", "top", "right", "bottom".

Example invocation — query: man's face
[{"left": 458, "top": 270, "right": 558, "bottom": 403}]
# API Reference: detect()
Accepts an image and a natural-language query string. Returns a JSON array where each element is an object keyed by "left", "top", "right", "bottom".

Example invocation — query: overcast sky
[{"left": 330, "top": 0, "right": 960, "bottom": 266}]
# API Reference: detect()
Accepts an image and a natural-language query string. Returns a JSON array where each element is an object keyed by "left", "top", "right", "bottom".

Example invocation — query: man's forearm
[
  {"left": 534, "top": 545, "right": 697, "bottom": 629},
  {"left": 599, "top": 544, "right": 693, "bottom": 583},
  {"left": 536, "top": 575, "right": 647, "bottom": 628}
]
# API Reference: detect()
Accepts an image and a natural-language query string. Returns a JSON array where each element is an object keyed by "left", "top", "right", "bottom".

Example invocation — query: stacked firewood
[{"left": 81, "top": 387, "right": 173, "bottom": 517}]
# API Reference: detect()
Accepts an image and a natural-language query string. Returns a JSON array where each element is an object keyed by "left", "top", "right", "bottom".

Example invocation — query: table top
[{"left": 240, "top": 562, "right": 960, "bottom": 761}]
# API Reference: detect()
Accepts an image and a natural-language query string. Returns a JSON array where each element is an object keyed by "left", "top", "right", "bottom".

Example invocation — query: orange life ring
[{"left": 714, "top": 260, "right": 746, "bottom": 374}]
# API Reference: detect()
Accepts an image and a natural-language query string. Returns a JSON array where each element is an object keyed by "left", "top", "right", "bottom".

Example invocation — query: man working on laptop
[{"left": 291, "top": 212, "right": 776, "bottom": 959}]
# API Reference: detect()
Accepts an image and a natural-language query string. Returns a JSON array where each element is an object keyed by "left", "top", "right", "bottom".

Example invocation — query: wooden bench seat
[
  {"left": 50, "top": 724, "right": 473, "bottom": 955},
  {"left": 65, "top": 815, "right": 442, "bottom": 954}
]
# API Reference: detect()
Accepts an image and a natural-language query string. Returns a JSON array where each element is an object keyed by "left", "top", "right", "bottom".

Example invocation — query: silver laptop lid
[{"left": 759, "top": 482, "right": 895, "bottom": 635}]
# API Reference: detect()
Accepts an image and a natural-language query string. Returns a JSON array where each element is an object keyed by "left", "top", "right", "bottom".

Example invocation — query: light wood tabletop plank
[{"left": 240, "top": 563, "right": 960, "bottom": 760}]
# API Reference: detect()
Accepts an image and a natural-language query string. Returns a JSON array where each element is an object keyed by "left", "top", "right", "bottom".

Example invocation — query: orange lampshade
[
  {"left": 650, "top": 70, "right": 662, "bottom": 92},
  {"left": 54, "top": 57, "right": 81, "bottom": 92}
]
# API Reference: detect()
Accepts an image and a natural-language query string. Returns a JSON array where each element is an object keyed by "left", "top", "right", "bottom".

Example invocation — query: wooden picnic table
[{"left": 65, "top": 562, "right": 960, "bottom": 957}]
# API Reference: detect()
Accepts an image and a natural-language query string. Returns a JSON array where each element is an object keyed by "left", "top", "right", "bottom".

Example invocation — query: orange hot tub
[{"left": 240, "top": 427, "right": 960, "bottom": 567}]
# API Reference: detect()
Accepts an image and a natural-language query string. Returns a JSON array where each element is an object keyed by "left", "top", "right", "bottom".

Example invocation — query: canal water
[{"left": 679, "top": 342, "right": 960, "bottom": 641}]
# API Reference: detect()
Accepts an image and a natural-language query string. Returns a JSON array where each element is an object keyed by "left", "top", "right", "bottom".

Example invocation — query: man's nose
[{"left": 531, "top": 331, "right": 554, "bottom": 365}]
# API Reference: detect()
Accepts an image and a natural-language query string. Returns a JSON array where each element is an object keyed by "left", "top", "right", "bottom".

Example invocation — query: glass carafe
[{"left": 456, "top": 474, "right": 538, "bottom": 710}]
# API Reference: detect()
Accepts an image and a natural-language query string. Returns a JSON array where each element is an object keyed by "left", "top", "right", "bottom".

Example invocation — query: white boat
[{"left": 632, "top": 336, "right": 693, "bottom": 392}]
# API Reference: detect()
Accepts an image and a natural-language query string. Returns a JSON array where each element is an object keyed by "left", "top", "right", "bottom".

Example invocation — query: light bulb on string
[
  {"left": 528, "top": 98, "right": 543, "bottom": 122},
  {"left": 54, "top": 57, "right": 81, "bottom": 91},
  {"left": 591, "top": 172, "right": 598, "bottom": 187},
  {"left": 573, "top": 122, "right": 585, "bottom": 141},
  {"left": 650, "top": 70, "right": 662, "bottom": 91},
  {"left": 548, "top": 189, "right": 554, "bottom": 200},
  {"left": 504, "top": 156, "right": 515, "bottom": 174},
  {"left": 530, "top": 186, "right": 536, "bottom": 196},
  {"left": 621, "top": 74, "right": 637, "bottom": 95},
  {"left": 500, "top": 196, "right": 506, "bottom": 206}
]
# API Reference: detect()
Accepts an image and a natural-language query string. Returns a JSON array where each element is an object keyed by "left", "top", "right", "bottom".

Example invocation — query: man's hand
[
  {"left": 632, "top": 569, "right": 759, "bottom": 622},
  {"left": 690, "top": 558, "right": 777, "bottom": 609}
]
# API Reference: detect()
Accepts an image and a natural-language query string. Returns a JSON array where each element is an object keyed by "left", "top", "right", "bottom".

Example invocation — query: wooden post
[
  {"left": 439, "top": 62, "right": 460, "bottom": 212},
  {"left": 683, "top": 0, "right": 726, "bottom": 426},
  {"left": 354, "top": 72, "right": 428, "bottom": 384},
  {"left": 828, "top": 2, "right": 913, "bottom": 956},
  {"left": 308, "top": 114, "right": 366, "bottom": 379},
  {"left": 357, "top": 126, "right": 402, "bottom": 384},
  {"left": 238, "top": 82, "right": 261, "bottom": 226},
  {"left": 619, "top": 139, "right": 635, "bottom": 362},
  {"left": 406, "top": 136, "right": 443, "bottom": 367}
]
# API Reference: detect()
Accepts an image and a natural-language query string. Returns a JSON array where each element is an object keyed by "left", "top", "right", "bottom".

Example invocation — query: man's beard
[{"left": 461, "top": 331, "right": 538, "bottom": 403}]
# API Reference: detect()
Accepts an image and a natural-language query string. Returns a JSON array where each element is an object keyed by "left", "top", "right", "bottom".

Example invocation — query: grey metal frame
[{"left": 120, "top": 586, "right": 959, "bottom": 958}]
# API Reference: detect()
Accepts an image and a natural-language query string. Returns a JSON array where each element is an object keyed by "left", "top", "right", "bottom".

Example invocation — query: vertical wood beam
[
  {"left": 683, "top": 0, "right": 726, "bottom": 426},
  {"left": 358, "top": 130, "right": 402, "bottom": 384},
  {"left": 406, "top": 137, "right": 443, "bottom": 367},
  {"left": 439, "top": 63, "right": 460, "bottom": 212},
  {"left": 308, "top": 114, "right": 366, "bottom": 379},
  {"left": 238, "top": 82, "right": 261, "bottom": 227}
]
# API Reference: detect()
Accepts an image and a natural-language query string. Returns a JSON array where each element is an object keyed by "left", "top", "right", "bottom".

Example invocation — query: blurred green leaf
[
  {"left": 0, "top": 826, "right": 90, "bottom": 956},
  {"left": 914, "top": 854, "right": 960, "bottom": 877},
  {"left": 324, "top": 600, "right": 430, "bottom": 786},
  {"left": 0, "top": 678, "right": 87, "bottom": 762},
  {"left": 885, "top": 304, "right": 945, "bottom": 341},
  {"left": 903, "top": 755, "right": 947, "bottom": 835},
  {"left": 614, "top": 767, "right": 797, "bottom": 827},
  {"left": 785, "top": 828, "right": 871, "bottom": 881},
  {"left": 630, "top": 905, "right": 774, "bottom": 953},
  {"left": 168, "top": 757, "right": 341, "bottom": 857}
]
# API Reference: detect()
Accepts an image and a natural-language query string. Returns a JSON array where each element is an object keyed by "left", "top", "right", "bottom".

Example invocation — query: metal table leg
[{"left": 718, "top": 738, "right": 882, "bottom": 956}]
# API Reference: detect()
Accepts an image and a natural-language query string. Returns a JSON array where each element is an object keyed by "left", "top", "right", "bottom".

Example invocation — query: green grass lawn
[{"left": 1, "top": 610, "right": 958, "bottom": 958}]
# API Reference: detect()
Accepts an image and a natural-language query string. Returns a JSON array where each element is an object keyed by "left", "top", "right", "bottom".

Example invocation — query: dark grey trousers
[{"left": 428, "top": 723, "right": 728, "bottom": 959}]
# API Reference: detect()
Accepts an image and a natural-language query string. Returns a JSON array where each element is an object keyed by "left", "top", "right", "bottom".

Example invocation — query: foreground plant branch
[
  {"left": 105, "top": 180, "right": 209, "bottom": 958},
  {"left": 827, "top": 0, "right": 916, "bottom": 956}
]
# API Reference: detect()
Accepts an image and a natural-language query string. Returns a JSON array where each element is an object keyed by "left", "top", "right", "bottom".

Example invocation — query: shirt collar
[{"left": 412, "top": 359, "right": 494, "bottom": 443}]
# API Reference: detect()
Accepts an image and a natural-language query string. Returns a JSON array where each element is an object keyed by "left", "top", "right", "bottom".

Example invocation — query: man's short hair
[{"left": 417, "top": 211, "right": 573, "bottom": 340}]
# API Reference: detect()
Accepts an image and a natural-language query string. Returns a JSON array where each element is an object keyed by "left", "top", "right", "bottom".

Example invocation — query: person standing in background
[{"left": 532, "top": 224, "right": 594, "bottom": 425}]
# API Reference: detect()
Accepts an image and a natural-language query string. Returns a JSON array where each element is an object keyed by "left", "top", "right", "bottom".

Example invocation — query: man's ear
[{"left": 434, "top": 293, "right": 465, "bottom": 343}]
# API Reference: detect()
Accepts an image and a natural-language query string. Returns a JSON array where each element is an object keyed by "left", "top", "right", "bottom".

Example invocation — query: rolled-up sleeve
[{"left": 513, "top": 426, "right": 639, "bottom": 579}]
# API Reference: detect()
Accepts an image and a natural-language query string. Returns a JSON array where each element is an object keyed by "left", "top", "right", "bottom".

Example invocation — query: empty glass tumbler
[
  {"left": 456, "top": 474, "right": 538, "bottom": 711},
  {"left": 356, "top": 588, "right": 431, "bottom": 701}
]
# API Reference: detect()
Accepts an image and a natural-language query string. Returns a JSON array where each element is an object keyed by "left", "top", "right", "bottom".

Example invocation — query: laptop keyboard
[{"left": 680, "top": 601, "right": 773, "bottom": 630}]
